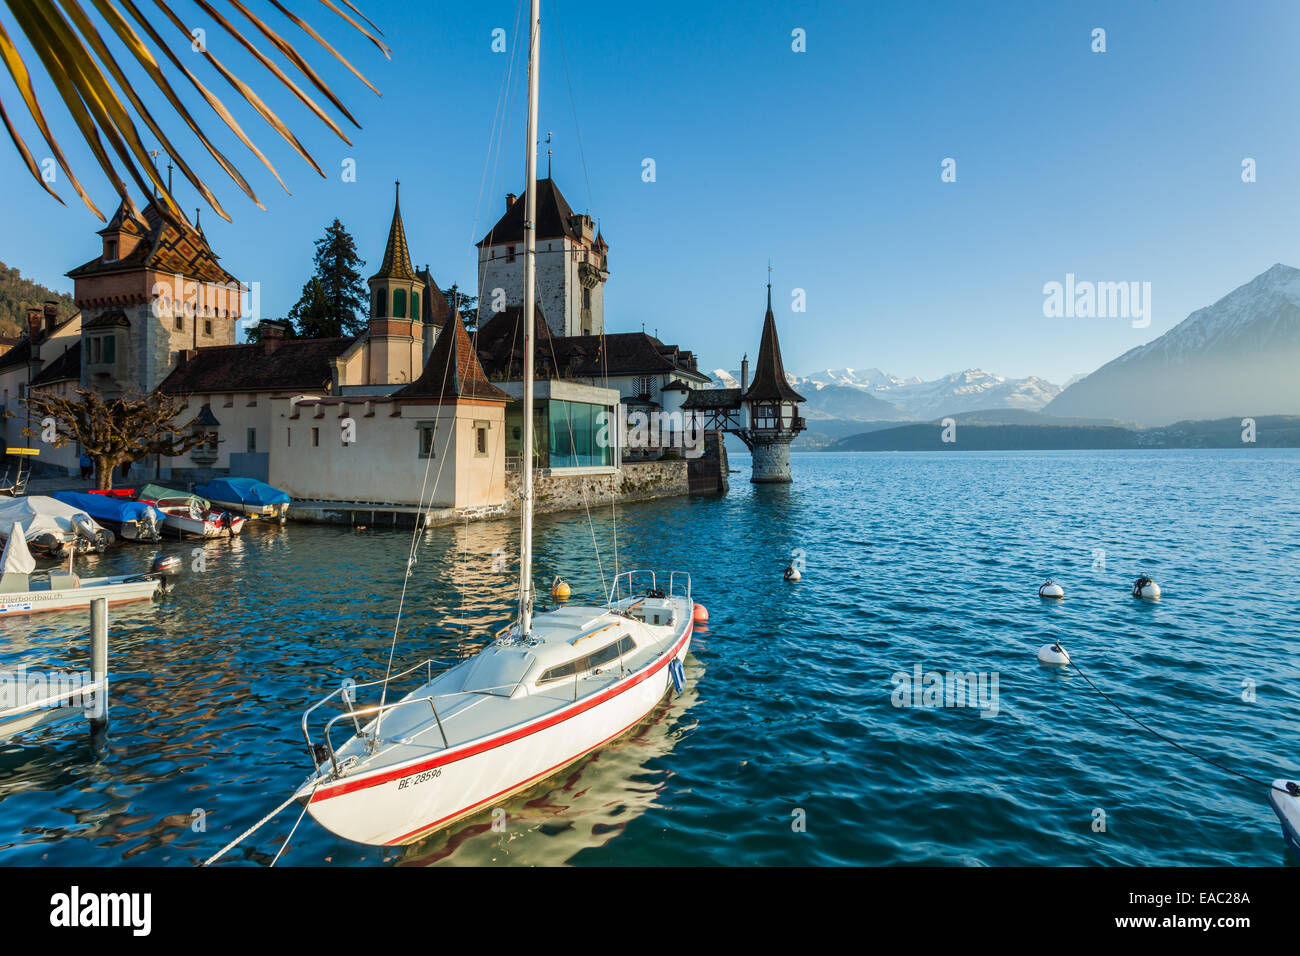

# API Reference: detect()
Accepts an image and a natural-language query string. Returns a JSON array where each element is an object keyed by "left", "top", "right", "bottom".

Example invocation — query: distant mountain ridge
[
  {"left": 1046, "top": 263, "right": 1300, "bottom": 425},
  {"left": 707, "top": 366, "right": 1062, "bottom": 422},
  {"left": 829, "top": 415, "right": 1300, "bottom": 452}
]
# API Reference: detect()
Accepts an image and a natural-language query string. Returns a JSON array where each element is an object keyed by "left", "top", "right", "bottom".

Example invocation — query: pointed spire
[
  {"left": 371, "top": 180, "right": 417, "bottom": 282},
  {"left": 744, "top": 278, "right": 805, "bottom": 404}
]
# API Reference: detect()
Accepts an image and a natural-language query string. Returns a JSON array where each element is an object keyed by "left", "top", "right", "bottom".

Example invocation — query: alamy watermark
[
  {"left": 1043, "top": 273, "right": 1151, "bottom": 329},
  {"left": 0, "top": 666, "right": 105, "bottom": 719},
  {"left": 891, "top": 664, "right": 1000, "bottom": 718}
]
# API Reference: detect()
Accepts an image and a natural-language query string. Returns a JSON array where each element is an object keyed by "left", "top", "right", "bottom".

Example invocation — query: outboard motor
[
  {"left": 150, "top": 554, "right": 183, "bottom": 591},
  {"left": 219, "top": 511, "right": 234, "bottom": 535},
  {"left": 74, "top": 518, "right": 108, "bottom": 553}
]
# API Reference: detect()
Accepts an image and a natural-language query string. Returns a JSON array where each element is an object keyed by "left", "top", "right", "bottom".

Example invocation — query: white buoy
[
  {"left": 1038, "top": 580, "right": 1065, "bottom": 599},
  {"left": 784, "top": 564, "right": 801, "bottom": 582},
  {"left": 1132, "top": 576, "right": 1161, "bottom": 600},
  {"left": 1037, "top": 642, "right": 1070, "bottom": 666}
]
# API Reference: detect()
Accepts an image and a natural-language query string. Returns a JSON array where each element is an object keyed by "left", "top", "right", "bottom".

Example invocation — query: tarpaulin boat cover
[
  {"left": 1, "top": 521, "right": 35, "bottom": 574},
  {"left": 137, "top": 483, "right": 209, "bottom": 510},
  {"left": 0, "top": 496, "right": 101, "bottom": 540},
  {"left": 194, "top": 477, "right": 290, "bottom": 507},
  {"left": 53, "top": 491, "right": 162, "bottom": 526}
]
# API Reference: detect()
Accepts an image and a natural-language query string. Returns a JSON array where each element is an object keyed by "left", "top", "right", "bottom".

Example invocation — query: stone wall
[{"left": 505, "top": 459, "right": 689, "bottom": 517}]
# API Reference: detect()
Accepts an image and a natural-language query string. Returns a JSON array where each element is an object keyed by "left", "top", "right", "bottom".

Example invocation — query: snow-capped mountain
[
  {"left": 1046, "top": 263, "right": 1300, "bottom": 425},
  {"left": 796, "top": 368, "right": 1060, "bottom": 420},
  {"left": 710, "top": 368, "right": 740, "bottom": 389},
  {"left": 706, "top": 366, "right": 1061, "bottom": 421},
  {"left": 802, "top": 368, "right": 922, "bottom": 389}
]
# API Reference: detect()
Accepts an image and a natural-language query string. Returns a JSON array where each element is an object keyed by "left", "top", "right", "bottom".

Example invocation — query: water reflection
[{"left": 396, "top": 656, "right": 704, "bottom": 867}]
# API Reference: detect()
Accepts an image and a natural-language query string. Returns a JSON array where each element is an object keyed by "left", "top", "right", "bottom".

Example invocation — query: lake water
[{"left": 1, "top": 450, "right": 1297, "bottom": 866}]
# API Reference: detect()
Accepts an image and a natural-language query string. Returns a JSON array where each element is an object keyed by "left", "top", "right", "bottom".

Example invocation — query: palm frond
[{"left": 0, "top": 0, "right": 383, "bottom": 221}]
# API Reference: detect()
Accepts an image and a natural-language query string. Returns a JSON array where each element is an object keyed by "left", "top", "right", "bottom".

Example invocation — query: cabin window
[
  {"left": 418, "top": 422, "right": 437, "bottom": 459},
  {"left": 536, "top": 635, "right": 637, "bottom": 686}
]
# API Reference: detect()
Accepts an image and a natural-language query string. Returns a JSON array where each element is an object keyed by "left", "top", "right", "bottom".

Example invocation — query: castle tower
[
  {"left": 475, "top": 177, "right": 609, "bottom": 337},
  {"left": 366, "top": 182, "right": 425, "bottom": 384},
  {"left": 740, "top": 281, "right": 805, "bottom": 483},
  {"left": 68, "top": 196, "right": 242, "bottom": 395}
]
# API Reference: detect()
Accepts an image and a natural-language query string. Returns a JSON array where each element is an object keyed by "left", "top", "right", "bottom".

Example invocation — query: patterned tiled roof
[{"left": 370, "top": 183, "right": 417, "bottom": 282}]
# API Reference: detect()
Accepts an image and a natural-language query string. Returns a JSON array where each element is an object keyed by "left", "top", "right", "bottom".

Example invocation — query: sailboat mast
[{"left": 519, "top": 0, "right": 540, "bottom": 637}]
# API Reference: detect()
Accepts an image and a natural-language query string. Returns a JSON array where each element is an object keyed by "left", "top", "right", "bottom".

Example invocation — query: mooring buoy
[
  {"left": 1039, "top": 580, "right": 1065, "bottom": 599},
  {"left": 784, "top": 564, "right": 801, "bottom": 582},
  {"left": 1132, "top": 576, "right": 1161, "bottom": 600},
  {"left": 1037, "top": 642, "right": 1070, "bottom": 666}
]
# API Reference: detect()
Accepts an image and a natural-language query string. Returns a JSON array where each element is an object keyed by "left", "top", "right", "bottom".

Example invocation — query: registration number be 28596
[{"left": 397, "top": 768, "right": 441, "bottom": 790}]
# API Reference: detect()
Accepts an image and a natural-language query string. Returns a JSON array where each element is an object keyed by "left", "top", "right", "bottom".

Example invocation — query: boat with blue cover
[
  {"left": 53, "top": 490, "right": 162, "bottom": 542},
  {"left": 193, "top": 477, "right": 291, "bottom": 519}
]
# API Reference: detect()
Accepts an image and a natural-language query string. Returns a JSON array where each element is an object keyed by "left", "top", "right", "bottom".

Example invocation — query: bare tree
[{"left": 22, "top": 388, "right": 211, "bottom": 490}]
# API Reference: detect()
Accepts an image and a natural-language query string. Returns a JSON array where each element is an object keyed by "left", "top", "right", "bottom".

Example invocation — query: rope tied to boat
[
  {"left": 1060, "top": 642, "right": 1291, "bottom": 797},
  {"left": 200, "top": 780, "right": 318, "bottom": 867}
]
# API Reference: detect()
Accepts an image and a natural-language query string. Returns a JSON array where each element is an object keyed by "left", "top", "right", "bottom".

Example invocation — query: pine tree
[
  {"left": 312, "top": 219, "right": 368, "bottom": 336},
  {"left": 445, "top": 286, "right": 479, "bottom": 331},
  {"left": 288, "top": 277, "right": 335, "bottom": 338}
]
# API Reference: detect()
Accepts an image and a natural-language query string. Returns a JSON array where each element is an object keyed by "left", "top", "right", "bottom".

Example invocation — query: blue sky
[{"left": 2, "top": 0, "right": 1299, "bottom": 384}]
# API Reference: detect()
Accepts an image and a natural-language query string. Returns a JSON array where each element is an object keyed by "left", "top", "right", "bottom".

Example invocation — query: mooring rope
[
  {"left": 1059, "top": 642, "right": 1290, "bottom": 796},
  {"left": 201, "top": 789, "right": 305, "bottom": 867}
]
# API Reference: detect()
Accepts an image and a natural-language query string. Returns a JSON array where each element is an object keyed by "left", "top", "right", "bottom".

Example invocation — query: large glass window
[{"left": 547, "top": 400, "right": 610, "bottom": 468}]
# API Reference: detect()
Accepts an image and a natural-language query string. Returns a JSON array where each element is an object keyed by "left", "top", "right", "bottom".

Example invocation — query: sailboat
[{"left": 293, "top": 0, "right": 700, "bottom": 846}]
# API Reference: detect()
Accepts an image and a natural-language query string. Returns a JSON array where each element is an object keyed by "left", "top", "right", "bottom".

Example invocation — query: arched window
[
  {"left": 393, "top": 289, "right": 407, "bottom": 319},
  {"left": 374, "top": 289, "right": 387, "bottom": 318},
  {"left": 411, "top": 291, "right": 420, "bottom": 320}
]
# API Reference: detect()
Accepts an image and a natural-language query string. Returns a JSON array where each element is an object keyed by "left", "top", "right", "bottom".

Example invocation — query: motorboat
[
  {"left": 0, "top": 496, "right": 112, "bottom": 558},
  {"left": 0, "top": 521, "right": 179, "bottom": 617},
  {"left": 115, "top": 484, "right": 246, "bottom": 539},
  {"left": 54, "top": 490, "right": 162, "bottom": 543},
  {"left": 194, "top": 477, "right": 290, "bottom": 519}
]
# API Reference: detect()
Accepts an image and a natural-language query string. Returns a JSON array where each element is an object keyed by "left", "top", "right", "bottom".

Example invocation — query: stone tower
[
  {"left": 740, "top": 282, "right": 806, "bottom": 483},
  {"left": 366, "top": 182, "right": 425, "bottom": 384},
  {"left": 68, "top": 197, "right": 241, "bottom": 396},
  {"left": 475, "top": 177, "right": 609, "bottom": 337}
]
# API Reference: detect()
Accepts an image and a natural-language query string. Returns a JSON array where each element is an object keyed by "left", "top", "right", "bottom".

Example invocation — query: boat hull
[
  {"left": 1269, "top": 779, "right": 1300, "bottom": 859},
  {"left": 159, "top": 512, "right": 246, "bottom": 538},
  {"left": 0, "top": 576, "right": 161, "bottom": 616},
  {"left": 303, "top": 624, "right": 692, "bottom": 846},
  {"left": 206, "top": 498, "right": 287, "bottom": 519}
]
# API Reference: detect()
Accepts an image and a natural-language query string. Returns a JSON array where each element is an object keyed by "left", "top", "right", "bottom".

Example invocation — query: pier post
[{"left": 89, "top": 598, "right": 108, "bottom": 733}]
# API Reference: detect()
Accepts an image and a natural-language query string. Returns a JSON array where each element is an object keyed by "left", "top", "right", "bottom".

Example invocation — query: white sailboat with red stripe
[
  {"left": 296, "top": 574, "right": 695, "bottom": 846},
  {"left": 292, "top": 0, "right": 700, "bottom": 848}
]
